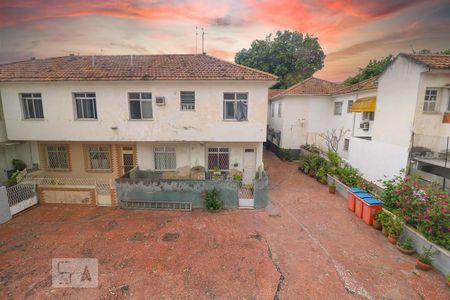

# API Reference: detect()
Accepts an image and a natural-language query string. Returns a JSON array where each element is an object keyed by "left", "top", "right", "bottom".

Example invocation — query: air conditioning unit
[
  {"left": 360, "top": 122, "right": 370, "bottom": 131},
  {"left": 155, "top": 96, "right": 166, "bottom": 105}
]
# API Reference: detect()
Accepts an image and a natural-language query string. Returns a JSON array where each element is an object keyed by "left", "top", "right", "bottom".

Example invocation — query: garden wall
[{"left": 115, "top": 179, "right": 239, "bottom": 208}]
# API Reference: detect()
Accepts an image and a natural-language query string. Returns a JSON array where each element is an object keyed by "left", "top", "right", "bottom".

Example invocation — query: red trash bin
[
  {"left": 347, "top": 188, "right": 366, "bottom": 212},
  {"left": 361, "top": 198, "right": 384, "bottom": 225},
  {"left": 354, "top": 193, "right": 373, "bottom": 219}
]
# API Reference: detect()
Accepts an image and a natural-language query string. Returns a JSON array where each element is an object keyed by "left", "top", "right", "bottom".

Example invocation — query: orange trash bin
[
  {"left": 354, "top": 192, "right": 373, "bottom": 218},
  {"left": 361, "top": 198, "right": 384, "bottom": 225},
  {"left": 347, "top": 188, "right": 366, "bottom": 211}
]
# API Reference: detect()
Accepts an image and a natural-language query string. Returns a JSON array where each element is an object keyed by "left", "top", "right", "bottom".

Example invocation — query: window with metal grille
[
  {"left": 154, "top": 146, "right": 176, "bottom": 170},
  {"left": 74, "top": 93, "right": 97, "bottom": 119},
  {"left": 334, "top": 101, "right": 343, "bottom": 115},
  {"left": 180, "top": 91, "right": 195, "bottom": 110},
  {"left": 129, "top": 92, "right": 152, "bottom": 119},
  {"left": 344, "top": 139, "right": 350, "bottom": 151},
  {"left": 223, "top": 92, "right": 248, "bottom": 121},
  {"left": 21, "top": 93, "right": 44, "bottom": 119},
  {"left": 278, "top": 102, "right": 282, "bottom": 117},
  {"left": 46, "top": 145, "right": 68, "bottom": 170},
  {"left": 362, "top": 112, "right": 375, "bottom": 121},
  {"left": 423, "top": 89, "right": 438, "bottom": 112},
  {"left": 86, "top": 145, "right": 111, "bottom": 170},
  {"left": 347, "top": 100, "right": 354, "bottom": 113},
  {"left": 207, "top": 147, "right": 229, "bottom": 170}
]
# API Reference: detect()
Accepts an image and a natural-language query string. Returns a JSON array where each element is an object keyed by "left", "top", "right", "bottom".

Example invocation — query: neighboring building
[
  {"left": 267, "top": 76, "right": 377, "bottom": 158},
  {"left": 348, "top": 54, "right": 450, "bottom": 186},
  {"left": 0, "top": 54, "right": 277, "bottom": 206}
]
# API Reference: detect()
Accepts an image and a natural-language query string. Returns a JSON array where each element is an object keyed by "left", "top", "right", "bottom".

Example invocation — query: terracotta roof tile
[
  {"left": 404, "top": 53, "right": 450, "bottom": 69},
  {"left": 281, "top": 77, "right": 342, "bottom": 96},
  {"left": 0, "top": 54, "right": 278, "bottom": 81},
  {"left": 268, "top": 89, "right": 285, "bottom": 99},
  {"left": 334, "top": 75, "right": 378, "bottom": 95}
]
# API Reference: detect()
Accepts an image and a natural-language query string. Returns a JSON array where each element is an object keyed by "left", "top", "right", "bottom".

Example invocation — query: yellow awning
[{"left": 350, "top": 96, "right": 376, "bottom": 112}]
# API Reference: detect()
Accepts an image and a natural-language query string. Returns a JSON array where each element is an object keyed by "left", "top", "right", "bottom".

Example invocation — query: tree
[
  {"left": 344, "top": 55, "right": 393, "bottom": 86},
  {"left": 319, "top": 128, "right": 350, "bottom": 153},
  {"left": 235, "top": 30, "right": 325, "bottom": 88}
]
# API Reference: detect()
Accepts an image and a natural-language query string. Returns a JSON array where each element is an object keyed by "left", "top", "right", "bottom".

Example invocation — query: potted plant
[
  {"left": 381, "top": 214, "right": 391, "bottom": 237},
  {"left": 416, "top": 246, "right": 436, "bottom": 271},
  {"left": 232, "top": 172, "right": 243, "bottom": 182},
  {"left": 396, "top": 237, "right": 415, "bottom": 255},
  {"left": 387, "top": 217, "right": 403, "bottom": 244},
  {"left": 447, "top": 272, "right": 450, "bottom": 287},
  {"left": 372, "top": 211, "right": 383, "bottom": 230},
  {"left": 328, "top": 182, "right": 336, "bottom": 194}
]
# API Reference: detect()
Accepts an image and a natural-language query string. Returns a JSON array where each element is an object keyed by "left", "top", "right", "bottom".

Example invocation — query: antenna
[
  {"left": 195, "top": 26, "right": 198, "bottom": 54},
  {"left": 201, "top": 27, "right": 206, "bottom": 54}
]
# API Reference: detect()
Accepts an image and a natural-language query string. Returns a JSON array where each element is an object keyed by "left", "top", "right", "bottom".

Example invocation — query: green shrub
[
  {"left": 417, "top": 246, "right": 437, "bottom": 265},
  {"left": 232, "top": 173, "right": 242, "bottom": 182},
  {"left": 397, "top": 237, "right": 413, "bottom": 250},
  {"left": 12, "top": 159, "right": 27, "bottom": 171},
  {"left": 388, "top": 216, "right": 403, "bottom": 236},
  {"left": 203, "top": 188, "right": 223, "bottom": 212},
  {"left": 336, "top": 164, "right": 360, "bottom": 187}
]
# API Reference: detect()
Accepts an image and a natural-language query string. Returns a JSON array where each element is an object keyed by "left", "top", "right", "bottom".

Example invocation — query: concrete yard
[{"left": 0, "top": 150, "right": 449, "bottom": 299}]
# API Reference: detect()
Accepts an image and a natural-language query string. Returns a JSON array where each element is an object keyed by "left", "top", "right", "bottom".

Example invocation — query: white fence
[{"left": 6, "top": 183, "right": 38, "bottom": 215}]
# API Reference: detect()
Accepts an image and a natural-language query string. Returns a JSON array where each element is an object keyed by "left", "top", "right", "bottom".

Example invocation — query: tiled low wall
[{"left": 115, "top": 179, "right": 240, "bottom": 208}]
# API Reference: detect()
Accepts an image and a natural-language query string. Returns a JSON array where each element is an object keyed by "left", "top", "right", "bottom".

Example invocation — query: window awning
[{"left": 350, "top": 97, "right": 376, "bottom": 112}]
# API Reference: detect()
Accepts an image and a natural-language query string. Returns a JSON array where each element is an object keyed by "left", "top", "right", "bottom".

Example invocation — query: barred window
[
  {"left": 129, "top": 92, "right": 152, "bottom": 119},
  {"left": 278, "top": 102, "right": 282, "bottom": 117},
  {"left": 334, "top": 101, "right": 343, "bottom": 115},
  {"left": 344, "top": 139, "right": 350, "bottom": 151},
  {"left": 46, "top": 145, "right": 68, "bottom": 170},
  {"left": 154, "top": 146, "right": 176, "bottom": 170},
  {"left": 223, "top": 92, "right": 248, "bottom": 121},
  {"left": 74, "top": 93, "right": 97, "bottom": 119},
  {"left": 21, "top": 93, "right": 44, "bottom": 119},
  {"left": 86, "top": 145, "right": 110, "bottom": 170},
  {"left": 180, "top": 91, "right": 195, "bottom": 110},
  {"left": 347, "top": 100, "right": 354, "bottom": 113},
  {"left": 208, "top": 147, "right": 229, "bottom": 170},
  {"left": 423, "top": 89, "right": 438, "bottom": 112}
]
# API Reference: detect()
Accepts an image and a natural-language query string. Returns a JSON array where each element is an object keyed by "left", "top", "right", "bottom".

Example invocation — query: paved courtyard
[{"left": 0, "top": 150, "right": 449, "bottom": 299}]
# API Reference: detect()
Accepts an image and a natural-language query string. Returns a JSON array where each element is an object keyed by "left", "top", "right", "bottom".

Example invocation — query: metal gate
[
  {"left": 7, "top": 183, "right": 38, "bottom": 215},
  {"left": 239, "top": 182, "right": 254, "bottom": 208}
]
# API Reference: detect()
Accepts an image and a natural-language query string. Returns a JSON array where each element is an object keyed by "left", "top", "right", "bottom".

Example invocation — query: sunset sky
[{"left": 1, "top": 0, "right": 449, "bottom": 81}]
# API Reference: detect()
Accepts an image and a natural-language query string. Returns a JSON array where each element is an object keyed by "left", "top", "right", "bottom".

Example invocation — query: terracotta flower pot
[
  {"left": 388, "top": 234, "right": 399, "bottom": 244},
  {"left": 416, "top": 259, "right": 433, "bottom": 271},
  {"left": 396, "top": 244, "right": 415, "bottom": 255},
  {"left": 329, "top": 186, "right": 336, "bottom": 194},
  {"left": 372, "top": 220, "right": 382, "bottom": 230},
  {"left": 382, "top": 226, "right": 389, "bottom": 237}
]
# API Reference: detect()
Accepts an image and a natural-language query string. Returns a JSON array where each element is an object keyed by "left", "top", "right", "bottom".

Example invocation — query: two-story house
[
  {"left": 348, "top": 54, "right": 450, "bottom": 186},
  {"left": 0, "top": 54, "right": 277, "bottom": 205},
  {"left": 267, "top": 76, "right": 378, "bottom": 159}
]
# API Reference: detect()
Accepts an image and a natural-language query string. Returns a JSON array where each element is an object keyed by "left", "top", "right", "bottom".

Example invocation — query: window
[
  {"left": 180, "top": 91, "right": 195, "bottom": 110},
  {"left": 271, "top": 103, "right": 275, "bottom": 118},
  {"left": 74, "top": 93, "right": 97, "bottom": 119},
  {"left": 447, "top": 92, "right": 450, "bottom": 112},
  {"left": 347, "top": 100, "right": 354, "bottom": 113},
  {"left": 278, "top": 102, "right": 282, "bottom": 117},
  {"left": 154, "top": 146, "right": 176, "bottom": 170},
  {"left": 86, "top": 145, "right": 111, "bottom": 170},
  {"left": 334, "top": 102, "right": 343, "bottom": 115},
  {"left": 344, "top": 139, "right": 350, "bottom": 151},
  {"left": 21, "top": 93, "right": 44, "bottom": 119},
  {"left": 46, "top": 145, "right": 69, "bottom": 170},
  {"left": 223, "top": 92, "right": 248, "bottom": 121},
  {"left": 362, "top": 112, "right": 375, "bottom": 121},
  {"left": 208, "top": 147, "right": 229, "bottom": 170},
  {"left": 423, "top": 89, "right": 438, "bottom": 112},
  {"left": 129, "top": 92, "right": 152, "bottom": 119}
]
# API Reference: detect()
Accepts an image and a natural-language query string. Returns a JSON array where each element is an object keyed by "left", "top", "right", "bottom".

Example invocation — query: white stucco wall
[
  {"left": 136, "top": 142, "right": 263, "bottom": 171},
  {"left": 371, "top": 56, "right": 427, "bottom": 148},
  {"left": 0, "top": 80, "right": 273, "bottom": 142},
  {"left": 413, "top": 71, "right": 450, "bottom": 138},
  {"left": 348, "top": 137, "right": 409, "bottom": 182}
]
